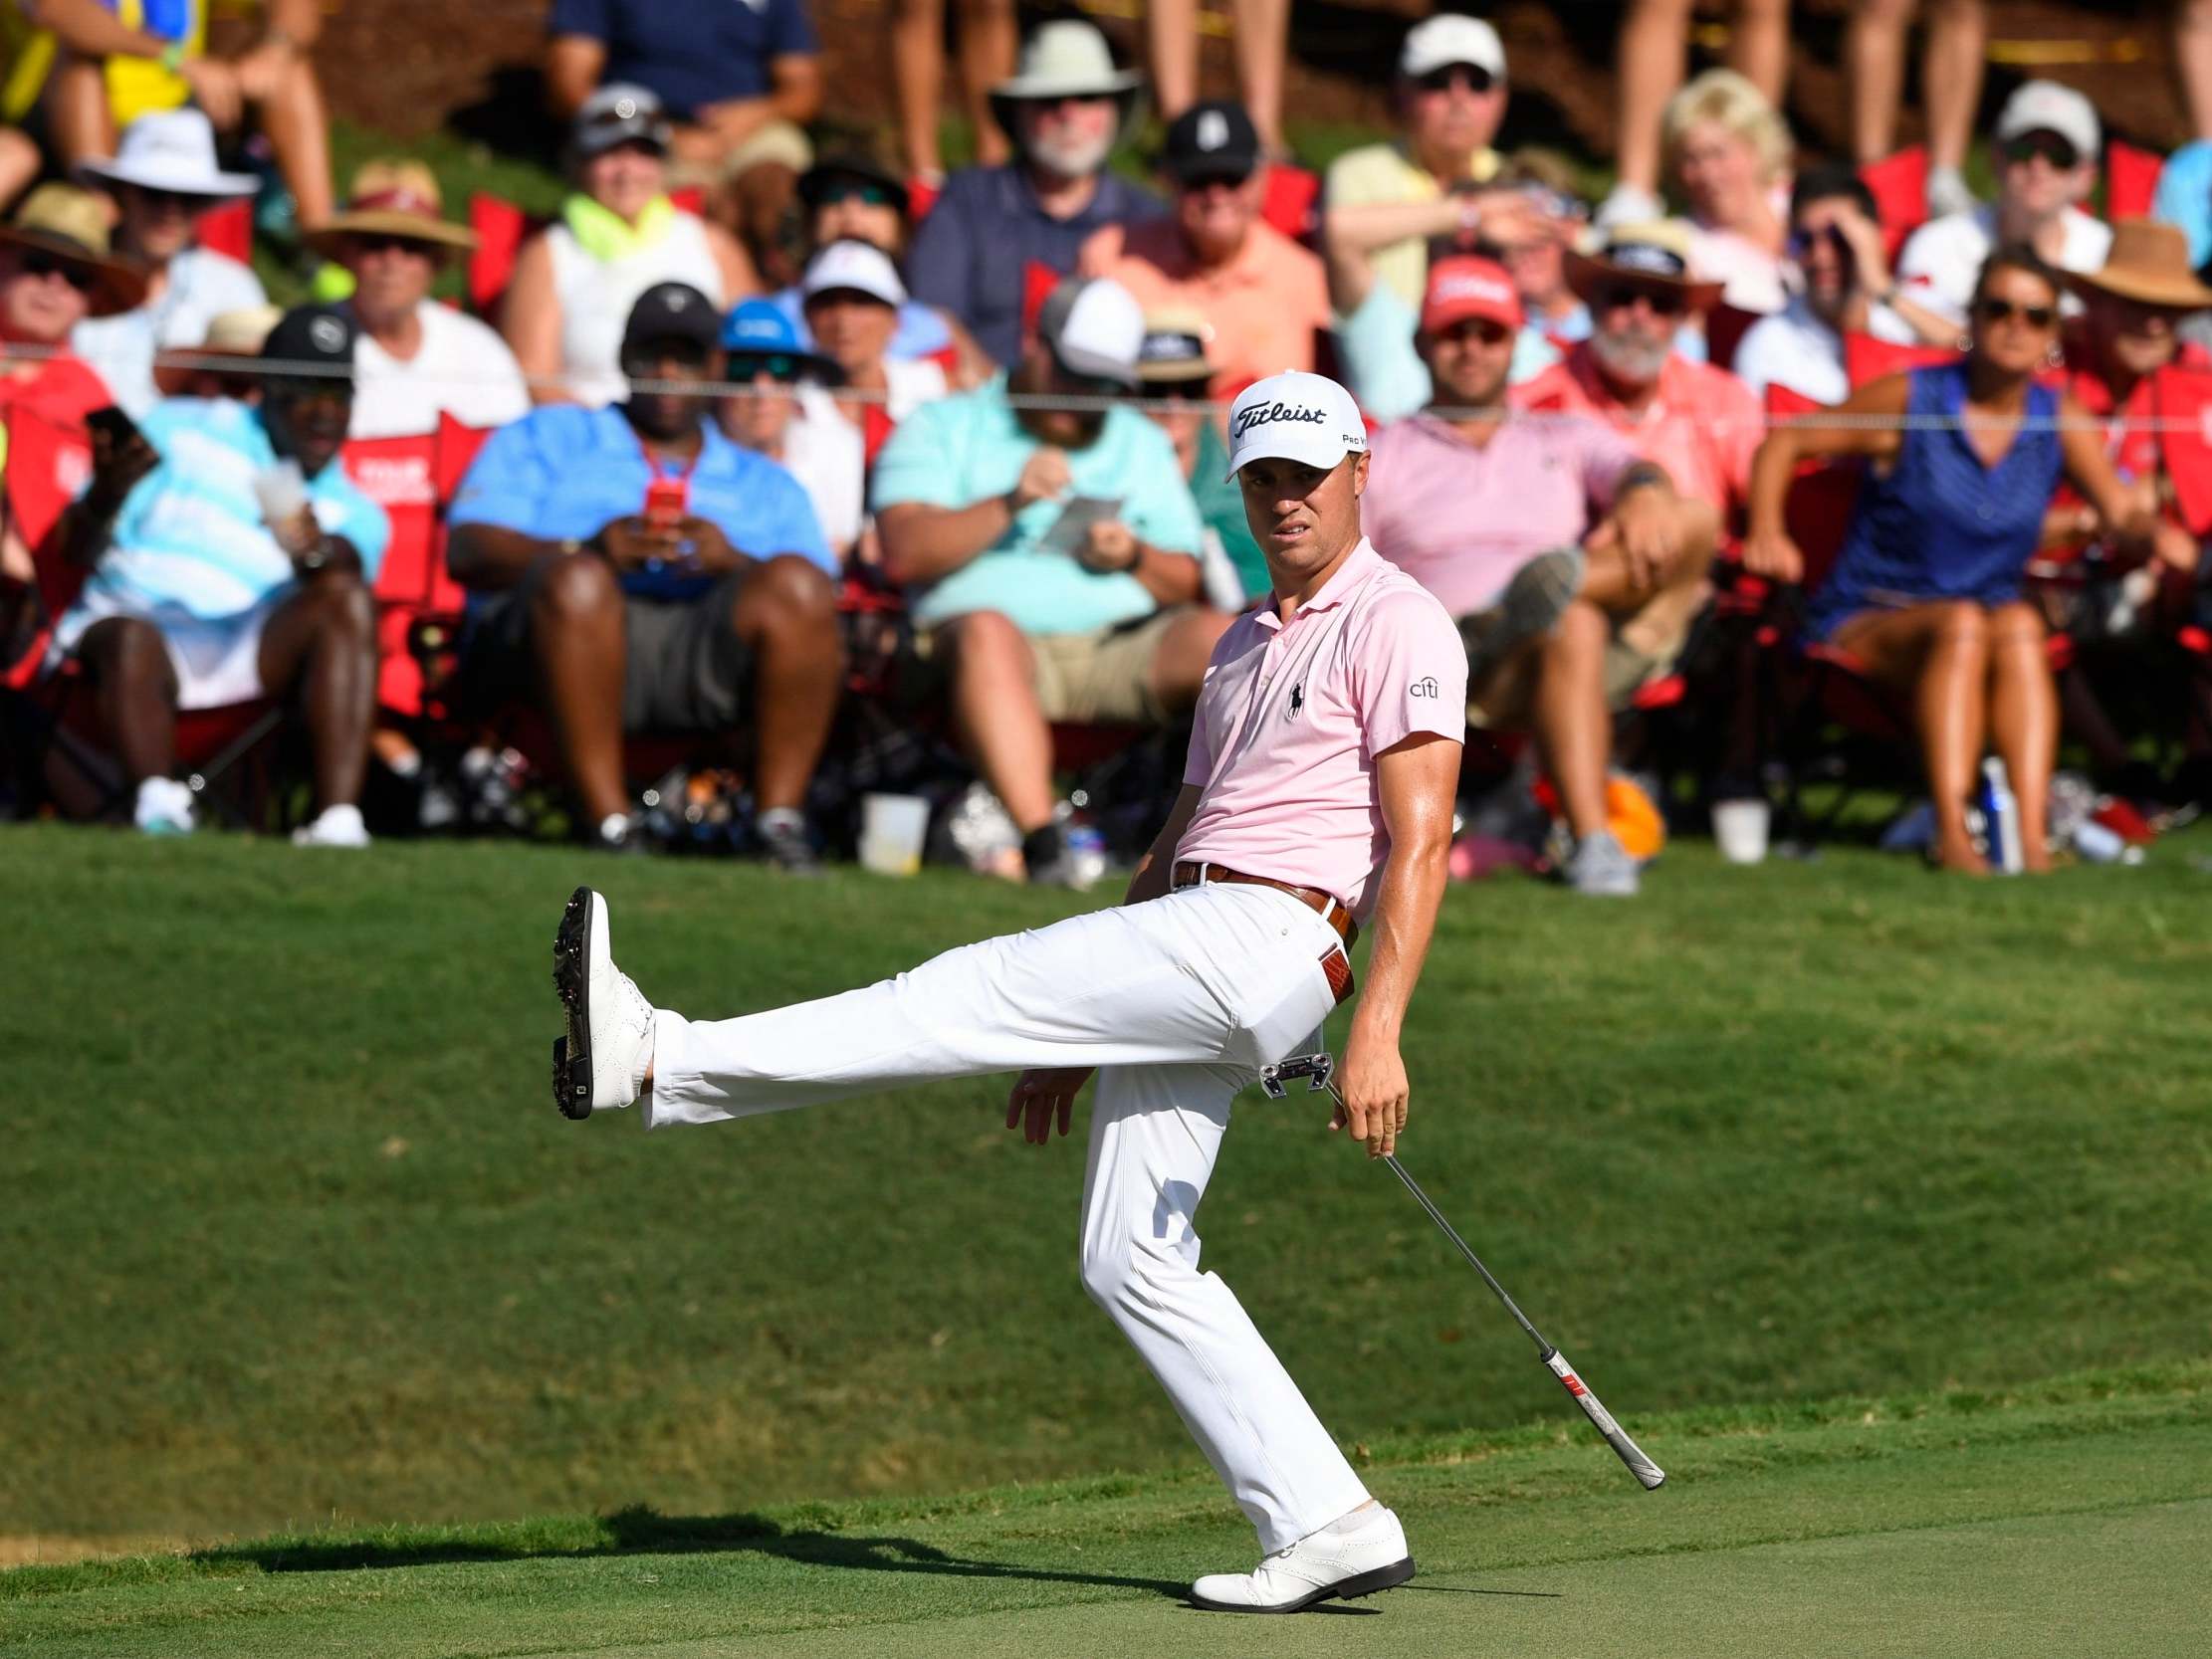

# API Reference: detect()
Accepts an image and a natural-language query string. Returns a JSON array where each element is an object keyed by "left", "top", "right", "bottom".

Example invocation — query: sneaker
[
  {"left": 756, "top": 811, "right": 824, "bottom": 877},
  {"left": 291, "top": 803, "right": 370, "bottom": 849},
  {"left": 1565, "top": 827, "right": 1641, "bottom": 897},
  {"left": 1459, "top": 546, "right": 1585, "bottom": 684},
  {"left": 1189, "top": 1505, "right": 1415, "bottom": 1614},
  {"left": 133, "top": 776, "right": 196, "bottom": 837},
  {"left": 1594, "top": 182, "right": 1663, "bottom": 229},
  {"left": 551, "top": 887, "right": 655, "bottom": 1120},
  {"left": 1925, "top": 164, "right": 1976, "bottom": 220}
]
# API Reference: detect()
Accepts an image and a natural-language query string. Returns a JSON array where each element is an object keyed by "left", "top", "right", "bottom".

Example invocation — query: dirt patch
[{"left": 0, "top": 1533, "right": 184, "bottom": 1567}]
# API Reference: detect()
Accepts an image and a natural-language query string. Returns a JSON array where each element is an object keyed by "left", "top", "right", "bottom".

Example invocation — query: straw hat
[
  {"left": 2068, "top": 218, "right": 2212, "bottom": 311},
  {"left": 1564, "top": 220, "right": 1725, "bottom": 313},
  {"left": 305, "top": 160, "right": 476, "bottom": 257},
  {"left": 1136, "top": 306, "right": 1217, "bottom": 384},
  {"left": 0, "top": 184, "right": 148, "bottom": 316},
  {"left": 152, "top": 304, "right": 284, "bottom": 396}
]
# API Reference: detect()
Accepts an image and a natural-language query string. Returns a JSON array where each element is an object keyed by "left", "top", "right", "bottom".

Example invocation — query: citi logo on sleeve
[
  {"left": 1410, "top": 676, "right": 1439, "bottom": 698},
  {"left": 1231, "top": 401, "right": 1328, "bottom": 439}
]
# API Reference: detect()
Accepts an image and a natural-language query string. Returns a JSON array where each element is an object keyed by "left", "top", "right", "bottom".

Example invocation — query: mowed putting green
[{"left": 3, "top": 822, "right": 2210, "bottom": 1654}]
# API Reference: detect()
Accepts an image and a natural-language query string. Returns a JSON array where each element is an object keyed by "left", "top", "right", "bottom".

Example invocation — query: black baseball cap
[
  {"left": 1163, "top": 101, "right": 1260, "bottom": 184},
  {"left": 261, "top": 303, "right": 357, "bottom": 384},
  {"left": 621, "top": 282, "right": 722, "bottom": 357},
  {"left": 798, "top": 152, "right": 911, "bottom": 220}
]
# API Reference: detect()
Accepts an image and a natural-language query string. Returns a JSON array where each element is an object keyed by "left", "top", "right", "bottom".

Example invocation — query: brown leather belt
[{"left": 1172, "top": 861, "right": 1359, "bottom": 949}]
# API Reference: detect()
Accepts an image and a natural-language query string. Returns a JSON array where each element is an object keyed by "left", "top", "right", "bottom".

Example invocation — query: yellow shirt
[{"left": 1324, "top": 140, "right": 1501, "bottom": 311}]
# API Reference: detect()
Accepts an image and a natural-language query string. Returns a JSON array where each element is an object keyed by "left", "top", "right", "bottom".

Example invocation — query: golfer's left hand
[
  {"left": 1332, "top": 1035, "right": 1408, "bottom": 1158},
  {"left": 1006, "top": 1066, "right": 1094, "bottom": 1144}
]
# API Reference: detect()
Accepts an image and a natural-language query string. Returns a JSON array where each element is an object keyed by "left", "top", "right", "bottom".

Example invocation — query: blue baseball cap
[{"left": 721, "top": 298, "right": 843, "bottom": 383}]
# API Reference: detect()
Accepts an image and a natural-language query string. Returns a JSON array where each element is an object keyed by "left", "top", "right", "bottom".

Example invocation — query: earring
[
  {"left": 1955, "top": 334, "right": 1972, "bottom": 352},
  {"left": 2046, "top": 342, "right": 2065, "bottom": 368}
]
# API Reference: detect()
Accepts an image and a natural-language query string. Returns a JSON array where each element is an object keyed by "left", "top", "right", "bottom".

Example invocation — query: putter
[{"left": 1260, "top": 1052, "right": 1665, "bottom": 1491}]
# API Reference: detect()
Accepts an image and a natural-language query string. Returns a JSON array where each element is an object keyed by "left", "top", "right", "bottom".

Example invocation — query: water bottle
[{"left": 1975, "top": 757, "right": 2024, "bottom": 874}]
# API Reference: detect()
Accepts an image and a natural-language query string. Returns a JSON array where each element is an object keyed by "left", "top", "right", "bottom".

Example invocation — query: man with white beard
[{"left": 907, "top": 20, "right": 1164, "bottom": 367}]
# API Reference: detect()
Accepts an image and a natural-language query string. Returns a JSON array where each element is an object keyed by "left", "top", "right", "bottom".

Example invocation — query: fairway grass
[{"left": 6, "top": 1366, "right": 2207, "bottom": 1657}]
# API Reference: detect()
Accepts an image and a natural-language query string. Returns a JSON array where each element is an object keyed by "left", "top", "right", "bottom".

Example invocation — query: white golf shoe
[
  {"left": 552, "top": 886, "right": 654, "bottom": 1120},
  {"left": 1189, "top": 1505, "right": 1414, "bottom": 1613}
]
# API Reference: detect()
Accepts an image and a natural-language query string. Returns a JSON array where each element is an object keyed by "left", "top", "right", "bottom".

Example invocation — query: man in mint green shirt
[{"left": 874, "top": 276, "right": 1226, "bottom": 887}]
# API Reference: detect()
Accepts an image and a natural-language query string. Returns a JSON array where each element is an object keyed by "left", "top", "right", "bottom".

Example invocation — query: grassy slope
[
  {"left": 2, "top": 824, "right": 2209, "bottom": 1548},
  {"left": 5, "top": 1367, "right": 2207, "bottom": 1658}
]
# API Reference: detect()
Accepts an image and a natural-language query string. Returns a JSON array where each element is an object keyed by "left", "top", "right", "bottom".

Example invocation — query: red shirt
[
  {"left": 1516, "top": 344, "right": 1763, "bottom": 517},
  {"left": 0, "top": 352, "right": 114, "bottom": 436}
]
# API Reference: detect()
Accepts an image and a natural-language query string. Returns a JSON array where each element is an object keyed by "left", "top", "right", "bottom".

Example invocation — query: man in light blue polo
[
  {"left": 446, "top": 282, "right": 840, "bottom": 868},
  {"left": 873, "top": 275, "right": 1223, "bottom": 886}
]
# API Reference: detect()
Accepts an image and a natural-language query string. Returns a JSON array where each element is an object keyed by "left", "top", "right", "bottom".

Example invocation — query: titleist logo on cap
[{"left": 1232, "top": 401, "right": 1328, "bottom": 437}]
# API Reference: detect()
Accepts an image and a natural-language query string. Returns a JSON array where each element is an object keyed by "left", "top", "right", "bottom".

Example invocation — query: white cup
[
  {"left": 253, "top": 459, "right": 308, "bottom": 527},
  {"left": 1712, "top": 798, "right": 1771, "bottom": 865},
  {"left": 858, "top": 792, "right": 930, "bottom": 877}
]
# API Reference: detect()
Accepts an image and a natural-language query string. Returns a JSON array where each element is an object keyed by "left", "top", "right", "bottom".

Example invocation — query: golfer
[{"left": 551, "top": 369, "right": 1466, "bottom": 1613}]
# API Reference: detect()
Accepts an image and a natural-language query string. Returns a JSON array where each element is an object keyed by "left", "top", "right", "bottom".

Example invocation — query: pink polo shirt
[
  {"left": 1515, "top": 344, "right": 1763, "bottom": 515},
  {"left": 1176, "top": 538, "right": 1465, "bottom": 919},
  {"left": 1361, "top": 412, "right": 1641, "bottom": 616}
]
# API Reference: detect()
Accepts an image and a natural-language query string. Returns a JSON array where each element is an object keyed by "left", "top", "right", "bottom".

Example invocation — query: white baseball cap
[
  {"left": 1994, "top": 80, "right": 2100, "bottom": 159},
  {"left": 801, "top": 239, "right": 907, "bottom": 308},
  {"left": 1222, "top": 371, "right": 1369, "bottom": 481},
  {"left": 1400, "top": 15, "right": 1506, "bottom": 81},
  {"left": 1037, "top": 276, "right": 1146, "bottom": 387}
]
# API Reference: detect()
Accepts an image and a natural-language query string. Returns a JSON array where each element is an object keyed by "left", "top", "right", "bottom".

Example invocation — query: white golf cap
[
  {"left": 1399, "top": 15, "right": 1506, "bottom": 81},
  {"left": 801, "top": 238, "right": 907, "bottom": 308},
  {"left": 1222, "top": 370, "right": 1369, "bottom": 481},
  {"left": 1036, "top": 276, "right": 1146, "bottom": 388},
  {"left": 77, "top": 108, "right": 260, "bottom": 199},
  {"left": 1994, "top": 80, "right": 2100, "bottom": 158}
]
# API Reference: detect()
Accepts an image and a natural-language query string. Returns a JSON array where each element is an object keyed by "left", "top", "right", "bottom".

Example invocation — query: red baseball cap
[{"left": 1422, "top": 255, "right": 1523, "bottom": 334}]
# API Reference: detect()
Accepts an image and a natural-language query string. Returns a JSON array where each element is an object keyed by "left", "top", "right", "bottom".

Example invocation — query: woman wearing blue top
[{"left": 1746, "top": 247, "right": 2158, "bottom": 873}]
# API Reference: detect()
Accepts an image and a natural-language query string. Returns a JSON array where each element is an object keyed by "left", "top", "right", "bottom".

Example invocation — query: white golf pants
[{"left": 649, "top": 881, "right": 1371, "bottom": 1553}]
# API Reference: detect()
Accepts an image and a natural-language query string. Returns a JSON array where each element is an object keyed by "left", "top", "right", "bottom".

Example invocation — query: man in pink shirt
[
  {"left": 546, "top": 370, "right": 1462, "bottom": 1615},
  {"left": 1514, "top": 223, "right": 1764, "bottom": 518},
  {"left": 1363, "top": 255, "right": 1717, "bottom": 896},
  {"left": 1083, "top": 101, "right": 1329, "bottom": 397}
]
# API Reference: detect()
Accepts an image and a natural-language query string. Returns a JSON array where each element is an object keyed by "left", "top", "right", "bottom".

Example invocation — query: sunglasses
[
  {"left": 126, "top": 185, "right": 208, "bottom": 214},
  {"left": 1144, "top": 380, "right": 1208, "bottom": 403},
  {"left": 1437, "top": 316, "right": 1513, "bottom": 346},
  {"left": 2003, "top": 132, "right": 2081, "bottom": 171},
  {"left": 1415, "top": 65, "right": 1497, "bottom": 96},
  {"left": 347, "top": 232, "right": 439, "bottom": 258},
  {"left": 1973, "top": 297, "right": 2058, "bottom": 329},
  {"left": 17, "top": 252, "right": 96, "bottom": 294},
  {"left": 816, "top": 181, "right": 895, "bottom": 209},
  {"left": 268, "top": 377, "right": 353, "bottom": 406},
  {"left": 1602, "top": 285, "right": 1686, "bottom": 317},
  {"left": 1178, "top": 171, "right": 1250, "bottom": 195},
  {"left": 729, "top": 352, "right": 803, "bottom": 383}
]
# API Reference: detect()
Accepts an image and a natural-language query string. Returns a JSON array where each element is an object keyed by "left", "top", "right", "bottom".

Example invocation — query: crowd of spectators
[{"left": 4, "top": 3, "right": 2212, "bottom": 893}]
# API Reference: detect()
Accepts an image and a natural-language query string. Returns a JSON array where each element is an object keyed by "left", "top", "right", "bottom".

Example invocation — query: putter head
[{"left": 1258, "top": 1052, "right": 1333, "bottom": 1100}]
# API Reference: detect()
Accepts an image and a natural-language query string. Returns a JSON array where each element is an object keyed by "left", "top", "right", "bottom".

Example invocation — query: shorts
[
  {"left": 48, "top": 590, "right": 281, "bottom": 711},
  {"left": 462, "top": 564, "right": 755, "bottom": 733},
  {"left": 905, "top": 608, "right": 1185, "bottom": 725},
  {"left": 1460, "top": 605, "right": 1684, "bottom": 725}
]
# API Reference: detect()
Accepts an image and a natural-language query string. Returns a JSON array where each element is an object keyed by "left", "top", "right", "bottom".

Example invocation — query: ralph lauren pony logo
[
  {"left": 1286, "top": 681, "right": 1305, "bottom": 720},
  {"left": 1232, "top": 401, "right": 1327, "bottom": 440}
]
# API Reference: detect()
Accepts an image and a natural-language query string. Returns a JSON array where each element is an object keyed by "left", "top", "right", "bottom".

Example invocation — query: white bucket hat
[
  {"left": 989, "top": 21, "right": 1144, "bottom": 152},
  {"left": 1223, "top": 371, "right": 1369, "bottom": 480},
  {"left": 77, "top": 108, "right": 260, "bottom": 199}
]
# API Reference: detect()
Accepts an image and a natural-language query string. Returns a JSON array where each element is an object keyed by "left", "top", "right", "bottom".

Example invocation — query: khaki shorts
[
  {"left": 908, "top": 608, "right": 1185, "bottom": 725},
  {"left": 1463, "top": 607, "right": 1687, "bottom": 726}
]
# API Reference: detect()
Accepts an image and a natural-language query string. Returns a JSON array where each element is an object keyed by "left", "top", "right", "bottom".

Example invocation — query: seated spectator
[
  {"left": 303, "top": 161, "right": 530, "bottom": 439},
  {"left": 448, "top": 283, "right": 841, "bottom": 868},
  {"left": 1, "top": 183, "right": 143, "bottom": 653},
  {"left": 1896, "top": 82, "right": 2111, "bottom": 339},
  {"left": 906, "top": 20, "right": 1160, "bottom": 369},
  {"left": 150, "top": 303, "right": 278, "bottom": 400},
  {"left": 873, "top": 277, "right": 1222, "bottom": 887},
  {"left": 717, "top": 297, "right": 863, "bottom": 565},
  {"left": 1363, "top": 256, "right": 1718, "bottom": 898},
  {"left": 502, "top": 86, "right": 758, "bottom": 409},
  {"left": 1085, "top": 100, "right": 1327, "bottom": 397},
  {"left": 1661, "top": 69, "right": 1791, "bottom": 316},
  {"left": 1744, "top": 248, "right": 2158, "bottom": 874},
  {"left": 24, "top": 0, "right": 334, "bottom": 231},
  {"left": 800, "top": 239, "right": 950, "bottom": 462},
  {"left": 545, "top": 0, "right": 822, "bottom": 206},
  {"left": 45, "top": 305, "right": 387, "bottom": 845},
  {"left": 1734, "top": 163, "right": 1951, "bottom": 405},
  {"left": 71, "top": 108, "right": 265, "bottom": 416},
  {"left": 1324, "top": 15, "right": 1515, "bottom": 315},
  {"left": 1134, "top": 306, "right": 1266, "bottom": 602},
  {"left": 1516, "top": 224, "right": 1765, "bottom": 518}
]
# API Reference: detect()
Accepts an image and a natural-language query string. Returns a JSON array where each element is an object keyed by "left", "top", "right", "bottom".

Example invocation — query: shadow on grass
[{"left": 198, "top": 1507, "right": 1188, "bottom": 1599}]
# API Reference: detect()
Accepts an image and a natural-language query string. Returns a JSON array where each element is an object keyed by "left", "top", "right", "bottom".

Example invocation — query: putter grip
[{"left": 1543, "top": 1348, "right": 1665, "bottom": 1490}]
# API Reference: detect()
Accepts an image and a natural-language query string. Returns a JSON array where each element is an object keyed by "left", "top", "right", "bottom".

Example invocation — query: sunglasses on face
[
  {"left": 729, "top": 352, "right": 803, "bottom": 383},
  {"left": 1416, "top": 65, "right": 1496, "bottom": 96},
  {"left": 817, "top": 181, "right": 895, "bottom": 209},
  {"left": 269, "top": 378, "right": 353, "bottom": 408},
  {"left": 1602, "top": 285, "right": 1685, "bottom": 318},
  {"left": 1179, "top": 171, "right": 1249, "bottom": 195},
  {"left": 17, "top": 252, "right": 96, "bottom": 294},
  {"left": 1786, "top": 224, "right": 1848, "bottom": 259},
  {"left": 1438, "top": 317, "right": 1513, "bottom": 347},
  {"left": 2004, "top": 132, "right": 2081, "bottom": 171},
  {"left": 127, "top": 185, "right": 205, "bottom": 215},
  {"left": 349, "top": 233, "right": 439, "bottom": 259},
  {"left": 1973, "top": 297, "right": 2058, "bottom": 329}
]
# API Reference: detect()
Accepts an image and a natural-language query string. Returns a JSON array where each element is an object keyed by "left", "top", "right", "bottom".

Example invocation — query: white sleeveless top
[{"left": 546, "top": 210, "right": 723, "bottom": 407}]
